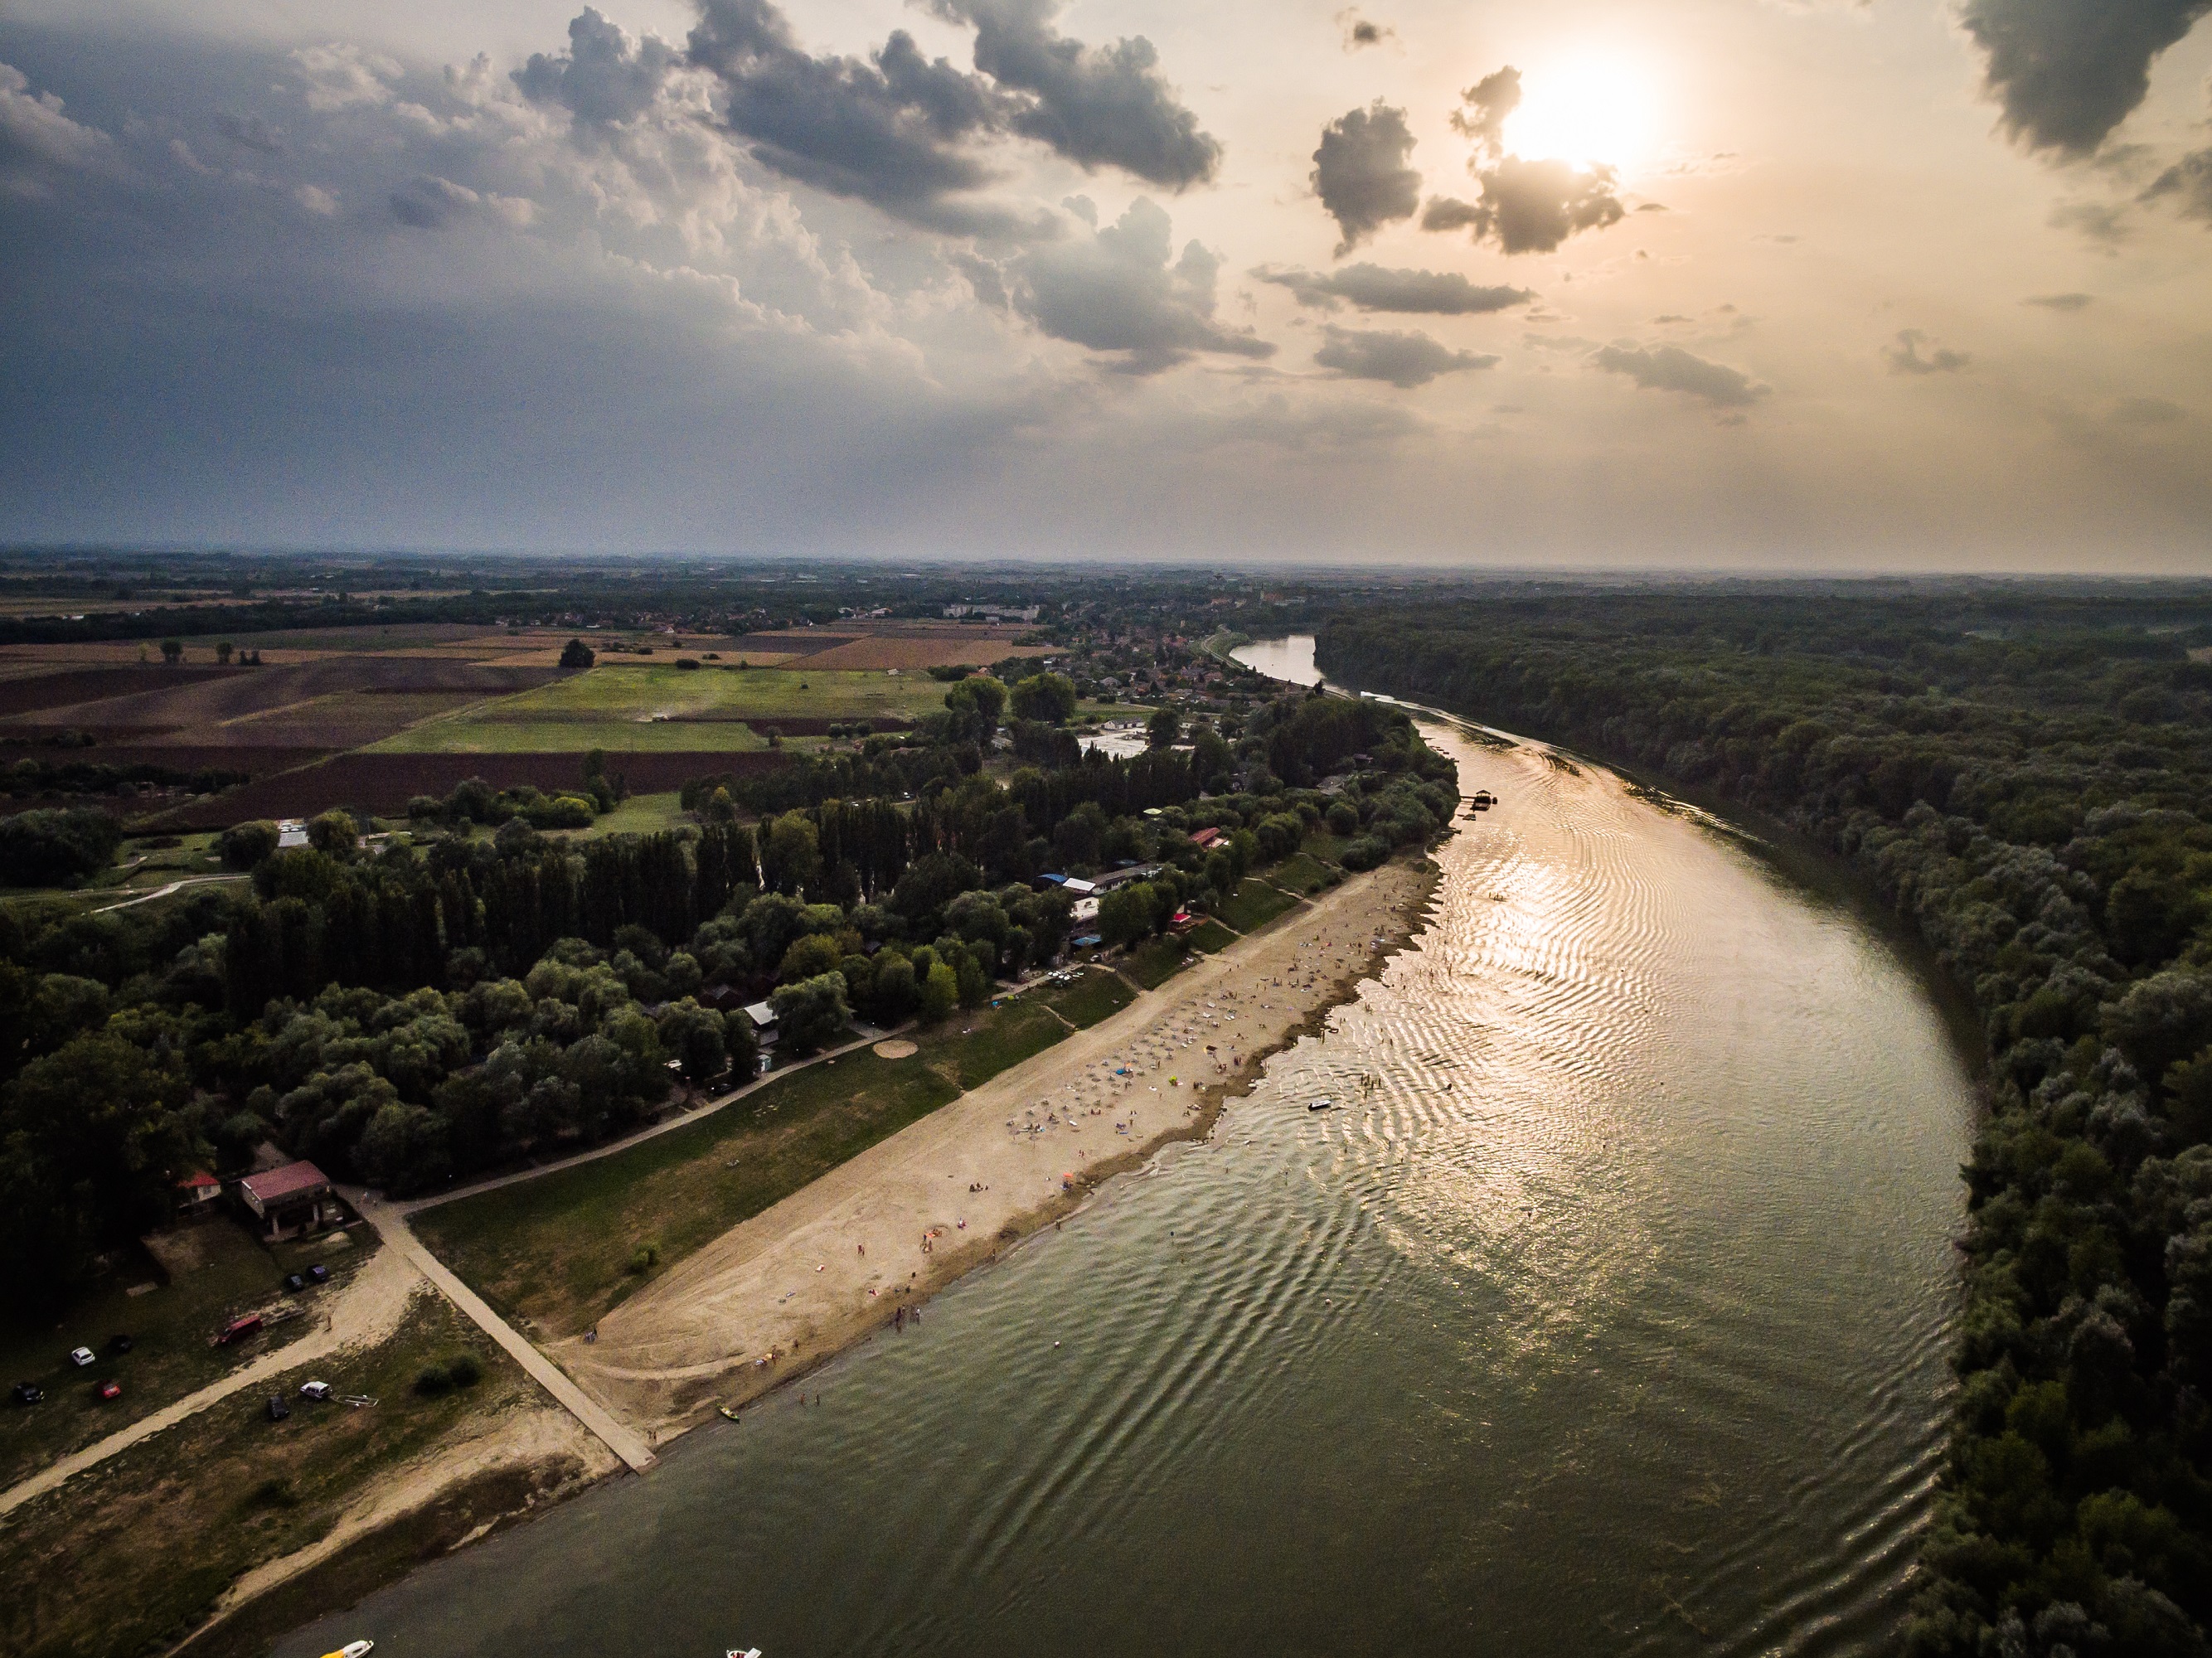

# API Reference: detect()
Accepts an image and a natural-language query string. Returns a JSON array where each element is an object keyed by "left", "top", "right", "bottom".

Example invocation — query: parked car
[
  {"left": 95, "top": 1380, "right": 122, "bottom": 1402},
  {"left": 283, "top": 1273, "right": 307, "bottom": 1292},
  {"left": 217, "top": 1314, "right": 264, "bottom": 1345},
  {"left": 300, "top": 1380, "right": 332, "bottom": 1402},
  {"left": 10, "top": 1383, "right": 42, "bottom": 1406},
  {"left": 107, "top": 1334, "right": 133, "bottom": 1355},
  {"left": 67, "top": 1346, "right": 95, "bottom": 1368},
  {"left": 308, "top": 1264, "right": 331, "bottom": 1285},
  {"left": 265, "top": 1394, "right": 290, "bottom": 1422}
]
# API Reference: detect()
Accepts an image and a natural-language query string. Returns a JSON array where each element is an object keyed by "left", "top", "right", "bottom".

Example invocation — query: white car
[
  {"left": 300, "top": 1380, "right": 333, "bottom": 1401},
  {"left": 67, "top": 1347, "right": 94, "bottom": 1368}
]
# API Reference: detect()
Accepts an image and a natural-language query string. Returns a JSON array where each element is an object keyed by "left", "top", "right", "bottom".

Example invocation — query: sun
[{"left": 1501, "top": 58, "right": 1657, "bottom": 175}]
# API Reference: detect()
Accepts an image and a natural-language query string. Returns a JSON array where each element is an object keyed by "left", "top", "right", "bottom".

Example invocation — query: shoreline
[{"left": 169, "top": 845, "right": 1447, "bottom": 1651}]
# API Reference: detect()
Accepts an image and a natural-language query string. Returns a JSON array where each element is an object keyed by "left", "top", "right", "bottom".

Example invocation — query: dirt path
[
  {"left": 567, "top": 860, "right": 1435, "bottom": 1436},
  {"left": 0, "top": 1246, "right": 424, "bottom": 1521}
]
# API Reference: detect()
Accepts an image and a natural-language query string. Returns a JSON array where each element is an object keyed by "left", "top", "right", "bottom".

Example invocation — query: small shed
[
  {"left": 744, "top": 1000, "right": 781, "bottom": 1048},
  {"left": 237, "top": 1161, "right": 337, "bottom": 1241},
  {"left": 175, "top": 1171, "right": 222, "bottom": 1210}
]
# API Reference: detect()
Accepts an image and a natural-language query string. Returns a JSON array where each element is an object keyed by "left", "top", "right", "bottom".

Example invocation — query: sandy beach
[{"left": 563, "top": 856, "right": 1439, "bottom": 1438}]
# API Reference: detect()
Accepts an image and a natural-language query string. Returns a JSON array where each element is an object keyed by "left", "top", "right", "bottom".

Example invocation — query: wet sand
[{"left": 562, "top": 856, "right": 1439, "bottom": 1438}]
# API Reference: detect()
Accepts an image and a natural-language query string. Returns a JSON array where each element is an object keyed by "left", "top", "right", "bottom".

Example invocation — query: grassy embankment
[
  {"left": 0, "top": 1294, "right": 537, "bottom": 1658},
  {"left": 371, "top": 667, "right": 950, "bottom": 754},
  {"left": 0, "top": 1226, "right": 366, "bottom": 1492}
]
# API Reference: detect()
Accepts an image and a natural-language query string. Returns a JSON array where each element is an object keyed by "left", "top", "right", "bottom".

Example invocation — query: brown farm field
[{"left": 148, "top": 749, "right": 788, "bottom": 828}]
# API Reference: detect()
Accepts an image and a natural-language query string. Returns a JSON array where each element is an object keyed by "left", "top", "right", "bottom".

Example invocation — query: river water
[{"left": 281, "top": 642, "right": 1970, "bottom": 1658}]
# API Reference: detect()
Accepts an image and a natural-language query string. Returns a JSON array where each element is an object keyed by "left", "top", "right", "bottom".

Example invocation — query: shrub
[
  {"left": 415, "top": 1350, "right": 487, "bottom": 1394},
  {"left": 0, "top": 806, "right": 124, "bottom": 886},
  {"left": 218, "top": 819, "right": 281, "bottom": 870},
  {"left": 626, "top": 1243, "right": 662, "bottom": 1276},
  {"left": 1338, "top": 835, "right": 1390, "bottom": 872}
]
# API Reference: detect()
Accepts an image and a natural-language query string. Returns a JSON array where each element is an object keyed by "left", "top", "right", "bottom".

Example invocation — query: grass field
[
  {"left": 0, "top": 1222, "right": 350, "bottom": 1492},
  {"left": 415, "top": 1053, "right": 962, "bottom": 1336},
  {"left": 1032, "top": 969, "right": 1137, "bottom": 1029},
  {"left": 1215, "top": 878, "right": 1302, "bottom": 934},
  {"left": 1122, "top": 936, "right": 1196, "bottom": 989},
  {"left": 1267, "top": 851, "right": 1338, "bottom": 894},
  {"left": 931, "top": 1000, "right": 1069, "bottom": 1089},
  {"left": 369, "top": 718, "right": 774, "bottom": 754},
  {"left": 0, "top": 1294, "right": 531, "bottom": 1658},
  {"left": 1186, "top": 918, "right": 1239, "bottom": 954}
]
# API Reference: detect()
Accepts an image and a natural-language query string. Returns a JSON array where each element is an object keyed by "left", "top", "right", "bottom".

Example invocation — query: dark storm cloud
[
  {"left": 1254, "top": 262, "right": 1533, "bottom": 315},
  {"left": 1959, "top": 0, "right": 2212, "bottom": 156},
  {"left": 1311, "top": 101, "right": 1420, "bottom": 255},
  {"left": 516, "top": 7, "right": 686, "bottom": 127},
  {"left": 1423, "top": 158, "right": 1624, "bottom": 255},
  {"left": 1338, "top": 11, "right": 1395, "bottom": 51},
  {"left": 683, "top": 0, "right": 1014, "bottom": 228},
  {"left": 2142, "top": 148, "right": 2212, "bottom": 221},
  {"left": 1592, "top": 344, "right": 1766, "bottom": 408},
  {"left": 930, "top": 0, "right": 1222, "bottom": 188},
  {"left": 1313, "top": 325, "right": 1495, "bottom": 387},
  {"left": 1010, "top": 196, "right": 1273, "bottom": 374},
  {"left": 1884, "top": 330, "right": 1971, "bottom": 375}
]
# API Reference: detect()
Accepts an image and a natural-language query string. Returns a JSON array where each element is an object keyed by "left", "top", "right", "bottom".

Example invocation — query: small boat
[
  {"left": 318, "top": 1642, "right": 373, "bottom": 1658},
  {"left": 718, "top": 1406, "right": 742, "bottom": 1422},
  {"left": 1307, "top": 1098, "right": 1335, "bottom": 1112},
  {"left": 728, "top": 1649, "right": 764, "bottom": 1657}
]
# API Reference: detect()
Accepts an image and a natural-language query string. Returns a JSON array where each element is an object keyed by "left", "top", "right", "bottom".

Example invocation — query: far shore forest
[{"left": 7, "top": 556, "right": 2212, "bottom": 1658}]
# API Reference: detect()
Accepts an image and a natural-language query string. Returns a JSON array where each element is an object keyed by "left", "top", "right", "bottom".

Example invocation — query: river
[{"left": 280, "top": 640, "right": 1969, "bottom": 1658}]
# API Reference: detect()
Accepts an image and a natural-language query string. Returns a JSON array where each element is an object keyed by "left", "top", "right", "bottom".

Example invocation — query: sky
[{"left": 1, "top": 0, "right": 2208, "bottom": 569}]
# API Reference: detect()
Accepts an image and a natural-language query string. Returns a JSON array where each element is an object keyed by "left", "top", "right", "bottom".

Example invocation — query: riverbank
[{"left": 567, "top": 854, "right": 1440, "bottom": 1438}]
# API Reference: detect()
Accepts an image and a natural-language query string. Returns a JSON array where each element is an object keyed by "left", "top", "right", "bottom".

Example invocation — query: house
[
  {"left": 1072, "top": 896, "right": 1100, "bottom": 922},
  {"left": 237, "top": 1161, "right": 338, "bottom": 1241},
  {"left": 1060, "top": 877, "right": 1098, "bottom": 898},
  {"left": 1089, "top": 863, "right": 1161, "bottom": 892},
  {"left": 696, "top": 983, "right": 745, "bottom": 1011},
  {"left": 1188, "top": 827, "right": 1222, "bottom": 850},
  {"left": 175, "top": 1171, "right": 222, "bottom": 1210},
  {"left": 744, "top": 1000, "right": 780, "bottom": 1048}
]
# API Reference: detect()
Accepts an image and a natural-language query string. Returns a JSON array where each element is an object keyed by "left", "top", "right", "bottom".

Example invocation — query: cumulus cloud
[
  {"left": 932, "top": 0, "right": 1222, "bottom": 187},
  {"left": 1423, "top": 158, "right": 1623, "bottom": 255},
  {"left": 2142, "top": 148, "right": 2212, "bottom": 221},
  {"left": 1008, "top": 196, "right": 1273, "bottom": 374},
  {"left": 1310, "top": 101, "right": 1421, "bottom": 256},
  {"left": 390, "top": 173, "right": 536, "bottom": 230},
  {"left": 1592, "top": 343, "right": 1767, "bottom": 408},
  {"left": 293, "top": 43, "right": 403, "bottom": 111},
  {"left": 1424, "top": 68, "right": 1624, "bottom": 255},
  {"left": 517, "top": 7, "right": 687, "bottom": 128},
  {"left": 1884, "top": 329, "right": 1971, "bottom": 374},
  {"left": 1959, "top": 0, "right": 2211, "bottom": 156},
  {"left": 1313, "top": 325, "right": 1495, "bottom": 387},
  {"left": 0, "top": 62, "right": 114, "bottom": 196},
  {"left": 1338, "top": 11, "right": 1395, "bottom": 51},
  {"left": 1254, "top": 262, "right": 1532, "bottom": 315}
]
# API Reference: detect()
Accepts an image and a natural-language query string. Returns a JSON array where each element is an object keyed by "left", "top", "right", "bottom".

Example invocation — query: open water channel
[{"left": 281, "top": 638, "right": 1972, "bottom": 1658}]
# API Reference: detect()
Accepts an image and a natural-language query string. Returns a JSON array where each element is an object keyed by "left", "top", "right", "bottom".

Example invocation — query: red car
[
  {"left": 216, "top": 1314, "right": 264, "bottom": 1345},
  {"left": 95, "top": 1381, "right": 121, "bottom": 1401}
]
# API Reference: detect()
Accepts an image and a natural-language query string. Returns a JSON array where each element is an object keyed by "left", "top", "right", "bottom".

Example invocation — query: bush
[
  {"left": 218, "top": 819, "right": 281, "bottom": 870},
  {"left": 560, "top": 638, "right": 595, "bottom": 669},
  {"left": 1339, "top": 835, "right": 1390, "bottom": 872},
  {"left": 414, "top": 1351, "right": 487, "bottom": 1394},
  {"left": 0, "top": 806, "right": 124, "bottom": 886}
]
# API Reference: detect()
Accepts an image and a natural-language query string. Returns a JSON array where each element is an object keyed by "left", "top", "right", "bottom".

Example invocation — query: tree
[
  {"left": 659, "top": 998, "right": 729, "bottom": 1084},
  {"left": 1147, "top": 706, "right": 1181, "bottom": 749},
  {"left": 159, "top": 638, "right": 183, "bottom": 664},
  {"left": 560, "top": 638, "right": 596, "bottom": 669},
  {"left": 760, "top": 812, "right": 821, "bottom": 895},
  {"left": 216, "top": 642, "right": 234, "bottom": 664},
  {"left": 1098, "top": 885, "right": 1155, "bottom": 950},
  {"left": 0, "top": 807, "right": 123, "bottom": 886},
  {"left": 769, "top": 972, "right": 851, "bottom": 1054},
  {"left": 919, "top": 961, "right": 959, "bottom": 1024},
  {"left": 1010, "top": 671, "right": 1078, "bottom": 725},
  {"left": 307, "top": 810, "right": 360, "bottom": 856}
]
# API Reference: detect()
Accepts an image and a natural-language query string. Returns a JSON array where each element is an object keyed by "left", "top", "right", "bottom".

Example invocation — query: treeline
[{"left": 1320, "top": 595, "right": 2212, "bottom": 1657}]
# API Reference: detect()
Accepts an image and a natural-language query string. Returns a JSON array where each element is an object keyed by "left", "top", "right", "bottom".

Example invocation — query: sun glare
[{"left": 1501, "top": 59, "right": 1657, "bottom": 174}]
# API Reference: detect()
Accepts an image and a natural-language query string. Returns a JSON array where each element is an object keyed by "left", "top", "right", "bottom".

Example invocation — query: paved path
[
  {"left": 0, "top": 1247, "right": 424, "bottom": 1522},
  {"left": 353, "top": 1195, "right": 659, "bottom": 1472},
  {"left": 90, "top": 874, "right": 248, "bottom": 914}
]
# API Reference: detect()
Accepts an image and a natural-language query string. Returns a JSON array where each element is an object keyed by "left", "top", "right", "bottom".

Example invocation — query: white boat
[
  {"left": 728, "top": 1649, "right": 764, "bottom": 1657},
  {"left": 1307, "top": 1097, "right": 1334, "bottom": 1112},
  {"left": 318, "top": 1643, "right": 373, "bottom": 1658}
]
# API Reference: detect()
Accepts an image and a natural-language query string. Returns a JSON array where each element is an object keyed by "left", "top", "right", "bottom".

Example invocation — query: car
[
  {"left": 95, "top": 1380, "right": 122, "bottom": 1401},
  {"left": 10, "top": 1383, "right": 43, "bottom": 1406},
  {"left": 299, "top": 1380, "right": 332, "bottom": 1401},
  {"left": 308, "top": 1264, "right": 331, "bottom": 1285},
  {"left": 68, "top": 1346, "right": 95, "bottom": 1368},
  {"left": 265, "top": 1394, "right": 290, "bottom": 1422},
  {"left": 107, "top": 1334, "right": 133, "bottom": 1355},
  {"left": 217, "top": 1314, "right": 264, "bottom": 1345},
  {"left": 283, "top": 1273, "right": 307, "bottom": 1292}
]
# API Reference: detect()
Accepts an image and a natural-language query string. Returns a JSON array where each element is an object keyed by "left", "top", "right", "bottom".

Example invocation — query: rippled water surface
[{"left": 283, "top": 698, "right": 1971, "bottom": 1658}]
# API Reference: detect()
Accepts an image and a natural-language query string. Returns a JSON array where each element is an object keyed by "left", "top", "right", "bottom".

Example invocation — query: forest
[
  {"left": 0, "top": 676, "right": 1451, "bottom": 1324},
  {"left": 1321, "top": 592, "right": 2212, "bottom": 1658}
]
